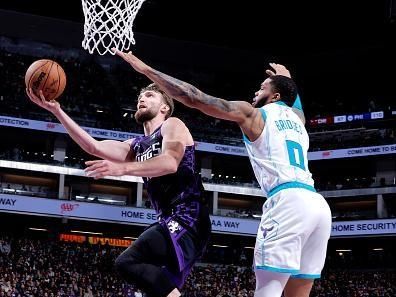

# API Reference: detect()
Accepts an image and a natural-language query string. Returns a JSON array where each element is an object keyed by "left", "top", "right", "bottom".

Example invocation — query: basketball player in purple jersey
[{"left": 26, "top": 85, "right": 211, "bottom": 297}]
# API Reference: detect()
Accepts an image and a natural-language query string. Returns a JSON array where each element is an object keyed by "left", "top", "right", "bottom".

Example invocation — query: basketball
[{"left": 25, "top": 59, "right": 66, "bottom": 101}]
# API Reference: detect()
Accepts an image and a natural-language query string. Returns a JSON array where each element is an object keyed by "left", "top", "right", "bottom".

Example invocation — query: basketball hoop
[{"left": 81, "top": 0, "right": 146, "bottom": 55}]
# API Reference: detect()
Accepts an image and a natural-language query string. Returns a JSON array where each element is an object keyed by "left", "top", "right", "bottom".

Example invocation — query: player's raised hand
[
  {"left": 265, "top": 63, "right": 291, "bottom": 78},
  {"left": 26, "top": 88, "right": 60, "bottom": 114},
  {"left": 112, "top": 48, "right": 151, "bottom": 74},
  {"left": 85, "top": 160, "right": 127, "bottom": 179}
]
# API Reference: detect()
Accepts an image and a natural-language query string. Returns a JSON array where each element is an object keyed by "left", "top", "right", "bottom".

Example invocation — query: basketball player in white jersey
[{"left": 114, "top": 49, "right": 332, "bottom": 297}]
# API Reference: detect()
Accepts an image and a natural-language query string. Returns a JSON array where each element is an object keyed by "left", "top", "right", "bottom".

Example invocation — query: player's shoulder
[
  {"left": 162, "top": 117, "right": 193, "bottom": 143},
  {"left": 162, "top": 117, "right": 190, "bottom": 133},
  {"left": 265, "top": 101, "right": 294, "bottom": 112},
  {"left": 262, "top": 101, "right": 295, "bottom": 119},
  {"left": 163, "top": 116, "right": 187, "bottom": 127},
  {"left": 261, "top": 101, "right": 281, "bottom": 113}
]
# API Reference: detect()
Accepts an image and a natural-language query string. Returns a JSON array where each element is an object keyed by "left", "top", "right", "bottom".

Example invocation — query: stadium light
[
  {"left": 70, "top": 230, "right": 103, "bottom": 235},
  {"left": 336, "top": 249, "right": 352, "bottom": 252},
  {"left": 3, "top": 188, "right": 15, "bottom": 193},
  {"left": 373, "top": 248, "right": 384, "bottom": 251},
  {"left": 123, "top": 236, "right": 138, "bottom": 240},
  {"left": 28, "top": 228, "right": 48, "bottom": 232},
  {"left": 99, "top": 198, "right": 124, "bottom": 204},
  {"left": 212, "top": 244, "right": 228, "bottom": 248},
  {"left": 244, "top": 246, "right": 255, "bottom": 249},
  {"left": 75, "top": 195, "right": 123, "bottom": 204}
]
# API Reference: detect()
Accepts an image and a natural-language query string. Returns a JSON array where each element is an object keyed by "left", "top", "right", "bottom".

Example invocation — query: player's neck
[{"left": 143, "top": 116, "right": 164, "bottom": 136}]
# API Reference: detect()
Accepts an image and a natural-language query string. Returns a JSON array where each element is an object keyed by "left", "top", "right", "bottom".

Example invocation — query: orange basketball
[{"left": 25, "top": 59, "right": 66, "bottom": 101}]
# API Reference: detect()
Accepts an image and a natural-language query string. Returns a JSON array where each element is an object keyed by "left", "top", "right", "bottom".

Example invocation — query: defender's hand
[
  {"left": 265, "top": 63, "right": 291, "bottom": 78},
  {"left": 112, "top": 48, "right": 151, "bottom": 74}
]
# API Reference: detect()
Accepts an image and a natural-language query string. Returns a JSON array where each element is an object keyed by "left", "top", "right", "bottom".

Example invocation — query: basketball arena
[{"left": 0, "top": 1, "right": 396, "bottom": 296}]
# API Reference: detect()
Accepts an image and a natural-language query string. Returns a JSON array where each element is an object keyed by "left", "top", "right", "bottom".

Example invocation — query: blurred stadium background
[{"left": 0, "top": 0, "right": 396, "bottom": 296}]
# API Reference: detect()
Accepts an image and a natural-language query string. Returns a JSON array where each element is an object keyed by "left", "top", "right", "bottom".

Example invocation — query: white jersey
[
  {"left": 250, "top": 101, "right": 332, "bottom": 278},
  {"left": 243, "top": 101, "right": 314, "bottom": 197}
]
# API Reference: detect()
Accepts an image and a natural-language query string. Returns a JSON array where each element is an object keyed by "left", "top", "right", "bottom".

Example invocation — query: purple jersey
[
  {"left": 131, "top": 124, "right": 211, "bottom": 281},
  {"left": 131, "top": 125, "right": 203, "bottom": 213}
]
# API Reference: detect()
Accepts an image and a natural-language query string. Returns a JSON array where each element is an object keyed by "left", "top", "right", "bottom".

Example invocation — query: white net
[{"left": 81, "top": 0, "right": 146, "bottom": 55}]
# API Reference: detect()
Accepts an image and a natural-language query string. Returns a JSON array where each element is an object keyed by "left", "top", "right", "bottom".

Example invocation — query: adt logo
[{"left": 60, "top": 203, "right": 79, "bottom": 214}]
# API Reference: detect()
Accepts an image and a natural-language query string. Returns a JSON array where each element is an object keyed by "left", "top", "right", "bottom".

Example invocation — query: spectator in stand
[{"left": 0, "top": 239, "right": 11, "bottom": 255}]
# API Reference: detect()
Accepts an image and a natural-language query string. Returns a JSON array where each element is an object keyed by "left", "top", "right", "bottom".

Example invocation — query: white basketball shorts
[{"left": 254, "top": 187, "right": 332, "bottom": 279}]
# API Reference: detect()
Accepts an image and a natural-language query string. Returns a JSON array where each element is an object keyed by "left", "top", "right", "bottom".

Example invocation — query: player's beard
[
  {"left": 134, "top": 108, "right": 157, "bottom": 124},
  {"left": 253, "top": 95, "right": 269, "bottom": 108}
]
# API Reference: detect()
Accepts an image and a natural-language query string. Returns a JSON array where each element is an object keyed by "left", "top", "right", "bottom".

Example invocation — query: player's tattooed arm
[
  {"left": 113, "top": 48, "right": 255, "bottom": 124},
  {"left": 148, "top": 70, "right": 255, "bottom": 124}
]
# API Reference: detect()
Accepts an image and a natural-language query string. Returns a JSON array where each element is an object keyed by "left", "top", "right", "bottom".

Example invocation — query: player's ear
[
  {"left": 271, "top": 93, "right": 281, "bottom": 103},
  {"left": 160, "top": 103, "right": 170, "bottom": 114}
]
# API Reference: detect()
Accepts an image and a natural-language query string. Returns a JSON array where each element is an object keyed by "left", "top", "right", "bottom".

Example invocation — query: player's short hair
[
  {"left": 139, "top": 83, "right": 174, "bottom": 119},
  {"left": 269, "top": 75, "right": 298, "bottom": 107}
]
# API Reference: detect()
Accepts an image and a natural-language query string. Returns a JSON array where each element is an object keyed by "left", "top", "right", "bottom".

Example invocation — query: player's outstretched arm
[
  {"left": 26, "top": 88, "right": 134, "bottom": 162},
  {"left": 113, "top": 49, "right": 255, "bottom": 124},
  {"left": 85, "top": 118, "right": 189, "bottom": 179}
]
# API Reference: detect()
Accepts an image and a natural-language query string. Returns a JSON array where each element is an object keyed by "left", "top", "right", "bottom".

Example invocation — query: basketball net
[{"left": 81, "top": 0, "right": 146, "bottom": 55}]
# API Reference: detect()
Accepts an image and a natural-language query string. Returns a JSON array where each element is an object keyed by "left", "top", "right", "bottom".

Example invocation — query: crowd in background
[
  {"left": 0, "top": 236, "right": 140, "bottom": 297},
  {"left": 0, "top": 236, "right": 395, "bottom": 296},
  {"left": 0, "top": 48, "right": 241, "bottom": 146},
  {"left": 1, "top": 37, "right": 396, "bottom": 149},
  {"left": 1, "top": 38, "right": 396, "bottom": 296}
]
